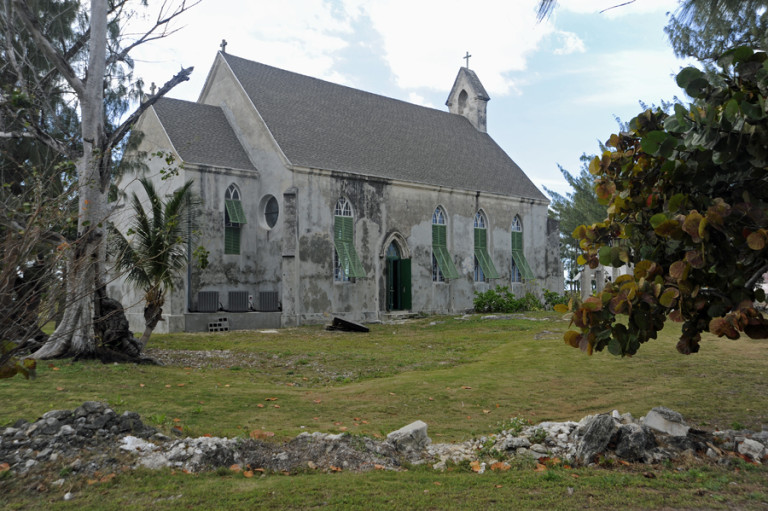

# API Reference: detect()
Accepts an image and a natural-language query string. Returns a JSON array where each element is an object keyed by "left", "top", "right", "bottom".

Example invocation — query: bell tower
[{"left": 445, "top": 53, "right": 490, "bottom": 133}]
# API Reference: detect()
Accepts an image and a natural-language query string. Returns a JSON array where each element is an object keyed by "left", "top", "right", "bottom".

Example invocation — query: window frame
[
  {"left": 473, "top": 211, "right": 499, "bottom": 282},
  {"left": 224, "top": 184, "right": 245, "bottom": 255},
  {"left": 333, "top": 198, "right": 366, "bottom": 281},
  {"left": 431, "top": 206, "right": 459, "bottom": 281},
  {"left": 511, "top": 216, "right": 534, "bottom": 282}
]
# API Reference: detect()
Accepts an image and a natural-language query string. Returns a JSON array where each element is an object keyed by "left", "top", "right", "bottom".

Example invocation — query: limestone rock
[
  {"left": 575, "top": 414, "right": 617, "bottom": 464},
  {"left": 386, "top": 420, "right": 430, "bottom": 453},
  {"left": 738, "top": 438, "right": 765, "bottom": 463},
  {"left": 615, "top": 423, "right": 656, "bottom": 462},
  {"left": 644, "top": 407, "right": 690, "bottom": 437}
]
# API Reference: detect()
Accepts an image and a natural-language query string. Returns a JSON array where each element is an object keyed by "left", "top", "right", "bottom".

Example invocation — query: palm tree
[{"left": 110, "top": 177, "right": 197, "bottom": 349}]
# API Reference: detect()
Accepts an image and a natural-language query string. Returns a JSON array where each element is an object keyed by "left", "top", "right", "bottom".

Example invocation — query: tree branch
[
  {"left": 599, "top": 0, "right": 636, "bottom": 14},
  {"left": 0, "top": 127, "right": 72, "bottom": 157},
  {"left": 11, "top": 0, "right": 85, "bottom": 98},
  {"left": 105, "top": 65, "right": 193, "bottom": 152},
  {"left": 746, "top": 263, "right": 768, "bottom": 291},
  {"left": 108, "top": 0, "right": 202, "bottom": 66}
]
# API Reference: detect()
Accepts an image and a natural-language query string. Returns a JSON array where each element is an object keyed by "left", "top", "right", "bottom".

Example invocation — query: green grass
[{"left": 2, "top": 313, "right": 768, "bottom": 509}]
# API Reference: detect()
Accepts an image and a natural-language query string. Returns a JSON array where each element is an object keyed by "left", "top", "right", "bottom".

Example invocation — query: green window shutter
[
  {"left": 511, "top": 229, "right": 534, "bottom": 281},
  {"left": 511, "top": 230, "right": 523, "bottom": 251},
  {"left": 432, "top": 223, "right": 446, "bottom": 247},
  {"left": 474, "top": 228, "right": 499, "bottom": 279},
  {"left": 225, "top": 199, "right": 247, "bottom": 224},
  {"left": 225, "top": 226, "right": 241, "bottom": 254},
  {"left": 432, "top": 224, "right": 459, "bottom": 279},
  {"left": 511, "top": 252, "right": 534, "bottom": 280},
  {"left": 333, "top": 216, "right": 366, "bottom": 278}
]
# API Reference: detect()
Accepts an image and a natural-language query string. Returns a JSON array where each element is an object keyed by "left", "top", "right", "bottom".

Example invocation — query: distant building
[{"left": 111, "top": 51, "right": 562, "bottom": 332}]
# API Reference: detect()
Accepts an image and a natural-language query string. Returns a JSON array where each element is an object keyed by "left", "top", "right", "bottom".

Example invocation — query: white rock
[
  {"left": 120, "top": 436, "right": 158, "bottom": 453},
  {"left": 139, "top": 452, "right": 172, "bottom": 470},
  {"left": 738, "top": 439, "right": 765, "bottom": 463},
  {"left": 644, "top": 407, "right": 690, "bottom": 437},
  {"left": 63, "top": 492, "right": 74, "bottom": 501},
  {"left": 387, "top": 420, "right": 431, "bottom": 452}
]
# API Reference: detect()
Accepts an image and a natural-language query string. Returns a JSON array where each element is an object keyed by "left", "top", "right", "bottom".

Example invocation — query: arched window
[
  {"left": 333, "top": 198, "right": 365, "bottom": 281},
  {"left": 511, "top": 216, "right": 533, "bottom": 282},
  {"left": 224, "top": 184, "right": 246, "bottom": 255},
  {"left": 432, "top": 206, "right": 459, "bottom": 282},
  {"left": 474, "top": 210, "right": 498, "bottom": 282},
  {"left": 458, "top": 89, "right": 468, "bottom": 116}
]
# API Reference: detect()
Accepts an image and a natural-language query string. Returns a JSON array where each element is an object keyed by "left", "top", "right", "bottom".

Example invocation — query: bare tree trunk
[
  {"left": 31, "top": 0, "right": 109, "bottom": 359},
  {"left": 10, "top": 0, "right": 197, "bottom": 361}
]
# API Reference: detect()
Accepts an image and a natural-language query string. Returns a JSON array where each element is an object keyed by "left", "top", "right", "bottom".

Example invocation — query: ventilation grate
[
  {"left": 198, "top": 291, "right": 219, "bottom": 313},
  {"left": 259, "top": 291, "right": 279, "bottom": 312},
  {"left": 228, "top": 291, "right": 249, "bottom": 312}
]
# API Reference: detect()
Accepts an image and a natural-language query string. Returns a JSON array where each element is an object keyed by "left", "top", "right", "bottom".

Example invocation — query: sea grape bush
[{"left": 561, "top": 47, "right": 768, "bottom": 356}]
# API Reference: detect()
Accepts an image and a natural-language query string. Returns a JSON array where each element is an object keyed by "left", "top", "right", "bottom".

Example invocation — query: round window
[{"left": 265, "top": 196, "right": 279, "bottom": 228}]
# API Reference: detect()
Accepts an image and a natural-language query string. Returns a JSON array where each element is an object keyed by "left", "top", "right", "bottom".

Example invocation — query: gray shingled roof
[
  {"left": 151, "top": 98, "right": 255, "bottom": 171},
  {"left": 221, "top": 53, "right": 546, "bottom": 200}
]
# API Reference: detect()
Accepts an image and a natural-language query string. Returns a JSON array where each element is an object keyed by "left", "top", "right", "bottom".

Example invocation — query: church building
[{"left": 111, "top": 50, "right": 563, "bottom": 332}]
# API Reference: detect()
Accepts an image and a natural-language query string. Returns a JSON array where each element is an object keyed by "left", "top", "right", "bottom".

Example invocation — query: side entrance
[{"left": 385, "top": 241, "right": 411, "bottom": 311}]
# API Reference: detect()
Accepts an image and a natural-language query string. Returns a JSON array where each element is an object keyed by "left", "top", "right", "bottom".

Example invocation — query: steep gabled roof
[
  {"left": 152, "top": 98, "right": 256, "bottom": 171},
  {"left": 446, "top": 67, "right": 490, "bottom": 103},
  {"left": 220, "top": 53, "right": 546, "bottom": 201}
]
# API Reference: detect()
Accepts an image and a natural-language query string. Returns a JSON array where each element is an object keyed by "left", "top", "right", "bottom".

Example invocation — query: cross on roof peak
[
  {"left": 220, "top": 39, "right": 227, "bottom": 53},
  {"left": 463, "top": 51, "right": 471, "bottom": 68}
]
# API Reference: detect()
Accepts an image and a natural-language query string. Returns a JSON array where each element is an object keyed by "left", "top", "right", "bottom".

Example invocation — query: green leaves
[
  {"left": 565, "top": 46, "right": 768, "bottom": 357},
  {"left": 641, "top": 130, "right": 677, "bottom": 158},
  {"left": 676, "top": 66, "right": 708, "bottom": 97}
]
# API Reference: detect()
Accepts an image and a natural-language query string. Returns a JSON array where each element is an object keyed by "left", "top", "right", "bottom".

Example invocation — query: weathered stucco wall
[
  {"left": 113, "top": 55, "right": 562, "bottom": 332},
  {"left": 108, "top": 108, "right": 192, "bottom": 334}
]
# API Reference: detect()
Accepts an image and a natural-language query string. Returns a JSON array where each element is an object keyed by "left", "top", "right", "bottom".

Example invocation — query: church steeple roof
[{"left": 445, "top": 67, "right": 490, "bottom": 132}]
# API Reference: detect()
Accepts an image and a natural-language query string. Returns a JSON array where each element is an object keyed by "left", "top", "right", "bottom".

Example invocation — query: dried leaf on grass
[
  {"left": 249, "top": 429, "right": 275, "bottom": 440},
  {"left": 490, "top": 461, "right": 511, "bottom": 472}
]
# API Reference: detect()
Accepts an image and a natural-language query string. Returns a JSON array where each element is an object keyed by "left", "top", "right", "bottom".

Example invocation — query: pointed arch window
[
  {"left": 511, "top": 216, "right": 534, "bottom": 282},
  {"left": 432, "top": 206, "right": 459, "bottom": 282},
  {"left": 333, "top": 197, "right": 366, "bottom": 281},
  {"left": 224, "top": 184, "right": 246, "bottom": 255},
  {"left": 474, "top": 211, "right": 499, "bottom": 281}
]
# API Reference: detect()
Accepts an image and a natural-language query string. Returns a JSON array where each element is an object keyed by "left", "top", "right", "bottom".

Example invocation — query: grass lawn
[{"left": 2, "top": 312, "right": 768, "bottom": 509}]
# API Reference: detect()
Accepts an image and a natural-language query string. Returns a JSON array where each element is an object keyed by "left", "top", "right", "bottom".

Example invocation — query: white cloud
[
  {"left": 128, "top": 0, "right": 357, "bottom": 100},
  {"left": 571, "top": 49, "right": 688, "bottom": 107},
  {"left": 553, "top": 31, "right": 585, "bottom": 55},
  {"left": 341, "top": 0, "right": 554, "bottom": 96}
]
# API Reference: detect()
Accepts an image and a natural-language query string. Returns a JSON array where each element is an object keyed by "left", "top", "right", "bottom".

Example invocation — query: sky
[{"left": 128, "top": 0, "right": 690, "bottom": 199}]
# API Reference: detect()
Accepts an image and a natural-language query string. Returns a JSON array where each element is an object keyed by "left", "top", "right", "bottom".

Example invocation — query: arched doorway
[{"left": 386, "top": 241, "right": 411, "bottom": 311}]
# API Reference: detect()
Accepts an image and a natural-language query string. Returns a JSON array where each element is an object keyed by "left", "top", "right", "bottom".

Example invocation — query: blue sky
[{"left": 130, "top": 0, "right": 689, "bottom": 198}]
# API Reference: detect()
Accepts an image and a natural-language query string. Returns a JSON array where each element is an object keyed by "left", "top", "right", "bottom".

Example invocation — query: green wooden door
[
  {"left": 400, "top": 259, "right": 412, "bottom": 311},
  {"left": 386, "top": 257, "right": 411, "bottom": 311}
]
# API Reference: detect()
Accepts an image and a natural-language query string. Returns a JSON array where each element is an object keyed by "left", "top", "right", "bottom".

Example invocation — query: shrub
[
  {"left": 473, "top": 286, "right": 542, "bottom": 313},
  {"left": 543, "top": 289, "right": 570, "bottom": 310}
]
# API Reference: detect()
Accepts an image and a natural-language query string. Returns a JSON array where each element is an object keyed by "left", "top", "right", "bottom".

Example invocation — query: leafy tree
[
  {"left": 3, "top": 0, "right": 199, "bottom": 360},
  {"left": 545, "top": 157, "right": 607, "bottom": 285},
  {"left": 536, "top": 0, "right": 767, "bottom": 59},
  {"left": 109, "top": 177, "right": 197, "bottom": 348},
  {"left": 665, "top": 0, "right": 768, "bottom": 60},
  {"left": 561, "top": 47, "right": 768, "bottom": 356}
]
